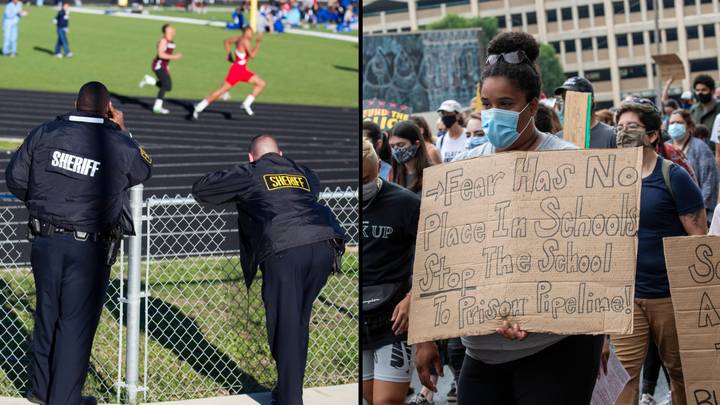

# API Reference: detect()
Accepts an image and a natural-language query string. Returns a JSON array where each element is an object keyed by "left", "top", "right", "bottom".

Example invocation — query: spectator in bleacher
[
  {"left": 409, "top": 116, "right": 442, "bottom": 165},
  {"left": 388, "top": 121, "right": 435, "bottom": 195}
]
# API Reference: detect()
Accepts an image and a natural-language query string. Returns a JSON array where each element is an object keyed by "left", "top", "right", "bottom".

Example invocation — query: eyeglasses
[
  {"left": 485, "top": 50, "right": 529, "bottom": 66},
  {"left": 615, "top": 123, "right": 646, "bottom": 132}
]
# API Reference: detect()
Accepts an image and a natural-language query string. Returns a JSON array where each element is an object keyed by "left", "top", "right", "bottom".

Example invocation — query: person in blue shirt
[
  {"left": 3, "top": 0, "right": 27, "bottom": 57},
  {"left": 54, "top": 2, "right": 71, "bottom": 57},
  {"left": 611, "top": 98, "right": 707, "bottom": 405}
]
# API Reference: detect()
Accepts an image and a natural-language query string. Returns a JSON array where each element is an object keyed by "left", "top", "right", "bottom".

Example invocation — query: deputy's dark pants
[
  {"left": 29, "top": 233, "right": 110, "bottom": 405},
  {"left": 261, "top": 240, "right": 334, "bottom": 405}
]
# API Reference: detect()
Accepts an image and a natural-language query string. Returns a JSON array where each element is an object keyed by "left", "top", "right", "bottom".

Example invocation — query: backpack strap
[{"left": 661, "top": 158, "right": 675, "bottom": 201}]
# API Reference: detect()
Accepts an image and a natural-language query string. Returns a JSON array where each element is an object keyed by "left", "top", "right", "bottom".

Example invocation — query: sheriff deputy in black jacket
[
  {"left": 5, "top": 81, "right": 152, "bottom": 405},
  {"left": 192, "top": 134, "right": 346, "bottom": 405}
]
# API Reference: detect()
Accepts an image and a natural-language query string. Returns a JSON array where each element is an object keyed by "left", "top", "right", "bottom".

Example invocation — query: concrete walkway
[{"left": 0, "top": 384, "right": 357, "bottom": 405}]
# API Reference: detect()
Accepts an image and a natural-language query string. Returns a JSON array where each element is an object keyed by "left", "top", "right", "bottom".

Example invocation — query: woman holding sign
[
  {"left": 413, "top": 31, "right": 605, "bottom": 405},
  {"left": 612, "top": 99, "right": 707, "bottom": 405}
]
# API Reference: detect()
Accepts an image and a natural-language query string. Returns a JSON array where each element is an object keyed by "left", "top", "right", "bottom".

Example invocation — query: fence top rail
[{"left": 145, "top": 188, "right": 358, "bottom": 208}]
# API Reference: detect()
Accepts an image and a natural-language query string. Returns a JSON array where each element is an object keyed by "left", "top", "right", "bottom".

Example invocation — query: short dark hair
[
  {"left": 693, "top": 74, "right": 716, "bottom": 91},
  {"left": 76, "top": 81, "right": 110, "bottom": 115},
  {"left": 481, "top": 32, "right": 541, "bottom": 104},
  {"left": 664, "top": 99, "right": 680, "bottom": 110},
  {"left": 362, "top": 121, "right": 381, "bottom": 143},
  {"left": 162, "top": 24, "right": 171, "bottom": 34}
]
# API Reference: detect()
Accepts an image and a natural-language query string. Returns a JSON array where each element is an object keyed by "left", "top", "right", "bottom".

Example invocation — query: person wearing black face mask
[
  {"left": 689, "top": 74, "right": 720, "bottom": 151},
  {"left": 435, "top": 99, "right": 467, "bottom": 163}
]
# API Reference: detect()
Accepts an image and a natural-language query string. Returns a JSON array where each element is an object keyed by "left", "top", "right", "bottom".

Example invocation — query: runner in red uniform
[
  {"left": 192, "top": 26, "right": 266, "bottom": 120},
  {"left": 139, "top": 24, "right": 183, "bottom": 114}
]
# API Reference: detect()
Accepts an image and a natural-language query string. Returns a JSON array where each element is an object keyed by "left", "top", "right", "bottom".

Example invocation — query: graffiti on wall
[{"left": 362, "top": 29, "right": 485, "bottom": 113}]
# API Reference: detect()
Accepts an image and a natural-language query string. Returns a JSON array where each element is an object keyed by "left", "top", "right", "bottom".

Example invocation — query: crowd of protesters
[{"left": 362, "top": 29, "right": 720, "bottom": 405}]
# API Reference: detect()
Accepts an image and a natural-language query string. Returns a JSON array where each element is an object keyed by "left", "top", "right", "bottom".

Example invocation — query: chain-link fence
[{"left": 0, "top": 186, "right": 358, "bottom": 403}]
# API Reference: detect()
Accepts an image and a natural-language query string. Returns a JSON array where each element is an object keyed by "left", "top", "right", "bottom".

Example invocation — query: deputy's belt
[{"left": 28, "top": 218, "right": 103, "bottom": 242}]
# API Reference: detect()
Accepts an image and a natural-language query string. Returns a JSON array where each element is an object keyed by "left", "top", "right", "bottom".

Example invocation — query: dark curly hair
[
  {"left": 693, "top": 74, "right": 716, "bottom": 91},
  {"left": 480, "top": 32, "right": 541, "bottom": 103}
]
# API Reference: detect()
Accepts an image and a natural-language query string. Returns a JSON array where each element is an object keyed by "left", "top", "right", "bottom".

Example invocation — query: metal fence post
[{"left": 125, "top": 184, "right": 144, "bottom": 405}]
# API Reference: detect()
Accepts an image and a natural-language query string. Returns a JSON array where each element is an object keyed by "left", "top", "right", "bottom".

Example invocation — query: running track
[{"left": 0, "top": 88, "right": 359, "bottom": 197}]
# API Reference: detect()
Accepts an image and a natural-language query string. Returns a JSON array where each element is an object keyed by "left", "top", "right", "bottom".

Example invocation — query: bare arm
[
  {"left": 661, "top": 77, "right": 673, "bottom": 105},
  {"left": 157, "top": 39, "right": 181, "bottom": 60},
  {"left": 679, "top": 208, "right": 709, "bottom": 235},
  {"left": 247, "top": 33, "right": 262, "bottom": 59},
  {"left": 224, "top": 37, "right": 241, "bottom": 55}
]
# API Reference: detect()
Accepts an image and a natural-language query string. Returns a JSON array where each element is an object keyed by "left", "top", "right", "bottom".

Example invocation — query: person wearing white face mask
[
  {"left": 361, "top": 139, "right": 420, "bottom": 405},
  {"left": 666, "top": 109, "right": 718, "bottom": 222}
]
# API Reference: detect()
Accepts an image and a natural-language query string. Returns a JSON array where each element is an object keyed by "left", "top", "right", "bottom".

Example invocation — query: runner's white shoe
[
  {"left": 243, "top": 102, "right": 254, "bottom": 116},
  {"left": 153, "top": 107, "right": 170, "bottom": 114},
  {"left": 220, "top": 92, "right": 231, "bottom": 101}
]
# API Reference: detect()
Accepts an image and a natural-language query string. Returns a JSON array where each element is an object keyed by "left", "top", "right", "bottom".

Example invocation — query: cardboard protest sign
[
  {"left": 563, "top": 91, "right": 593, "bottom": 149},
  {"left": 652, "top": 54, "right": 686, "bottom": 82},
  {"left": 362, "top": 99, "right": 412, "bottom": 131},
  {"left": 407, "top": 148, "right": 642, "bottom": 344},
  {"left": 663, "top": 236, "right": 720, "bottom": 405}
]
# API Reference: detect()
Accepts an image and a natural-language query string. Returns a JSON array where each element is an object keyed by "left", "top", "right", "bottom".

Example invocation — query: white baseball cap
[
  {"left": 437, "top": 99, "right": 463, "bottom": 113},
  {"left": 681, "top": 90, "right": 693, "bottom": 100}
]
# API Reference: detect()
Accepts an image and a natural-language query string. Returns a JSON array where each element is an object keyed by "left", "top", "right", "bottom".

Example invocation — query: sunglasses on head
[
  {"left": 625, "top": 97, "right": 661, "bottom": 114},
  {"left": 485, "top": 50, "right": 529, "bottom": 66}
]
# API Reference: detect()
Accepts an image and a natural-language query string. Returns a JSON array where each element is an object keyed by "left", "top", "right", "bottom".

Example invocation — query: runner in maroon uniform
[
  {"left": 139, "top": 24, "right": 183, "bottom": 114},
  {"left": 192, "top": 26, "right": 266, "bottom": 120}
]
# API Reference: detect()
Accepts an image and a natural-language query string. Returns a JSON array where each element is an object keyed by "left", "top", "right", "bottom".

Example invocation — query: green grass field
[
  {"left": 0, "top": 140, "right": 22, "bottom": 151},
  {"left": 0, "top": 253, "right": 357, "bottom": 402},
  {"left": 0, "top": 6, "right": 358, "bottom": 107}
]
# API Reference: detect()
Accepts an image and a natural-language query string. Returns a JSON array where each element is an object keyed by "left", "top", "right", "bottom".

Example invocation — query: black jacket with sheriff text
[
  {"left": 5, "top": 111, "right": 152, "bottom": 233},
  {"left": 192, "top": 153, "right": 347, "bottom": 288}
]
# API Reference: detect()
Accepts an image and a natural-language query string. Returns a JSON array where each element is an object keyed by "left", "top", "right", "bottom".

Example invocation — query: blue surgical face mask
[
  {"left": 481, "top": 103, "right": 532, "bottom": 150},
  {"left": 466, "top": 135, "right": 488, "bottom": 150},
  {"left": 668, "top": 123, "right": 687, "bottom": 141},
  {"left": 391, "top": 144, "right": 418, "bottom": 164}
]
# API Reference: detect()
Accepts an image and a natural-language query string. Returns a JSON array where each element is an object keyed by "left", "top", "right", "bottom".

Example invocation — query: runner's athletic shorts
[
  {"left": 362, "top": 341, "right": 414, "bottom": 383},
  {"left": 225, "top": 63, "right": 255, "bottom": 85}
]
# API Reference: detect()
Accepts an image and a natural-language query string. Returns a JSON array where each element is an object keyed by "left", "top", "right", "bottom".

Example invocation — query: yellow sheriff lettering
[{"left": 264, "top": 174, "right": 310, "bottom": 192}]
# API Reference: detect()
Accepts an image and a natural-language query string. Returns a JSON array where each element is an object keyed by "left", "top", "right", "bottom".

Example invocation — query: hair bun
[{"left": 487, "top": 32, "right": 540, "bottom": 63}]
